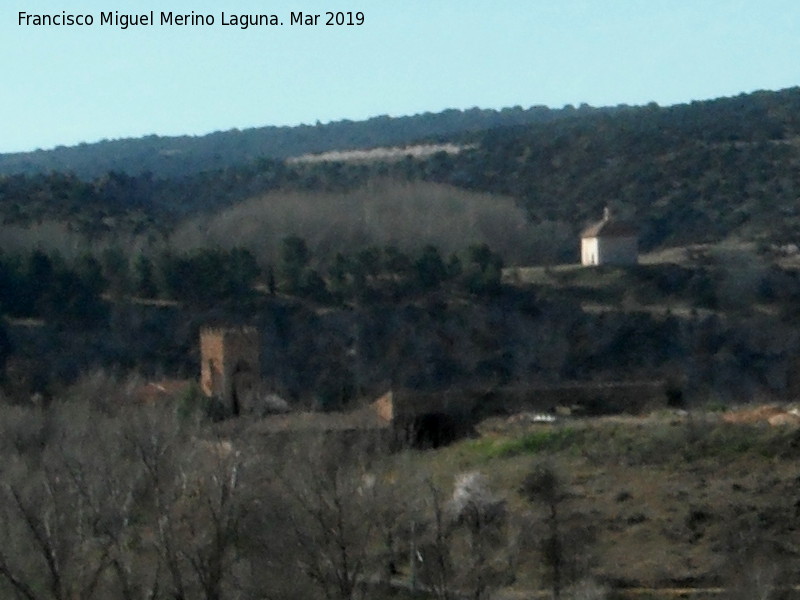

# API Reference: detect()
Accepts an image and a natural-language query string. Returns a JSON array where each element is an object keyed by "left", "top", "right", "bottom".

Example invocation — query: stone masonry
[{"left": 200, "top": 326, "right": 260, "bottom": 415}]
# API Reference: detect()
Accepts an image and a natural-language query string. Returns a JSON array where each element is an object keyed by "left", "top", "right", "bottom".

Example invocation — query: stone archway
[
  {"left": 407, "top": 412, "right": 459, "bottom": 449},
  {"left": 231, "top": 359, "right": 257, "bottom": 416}
]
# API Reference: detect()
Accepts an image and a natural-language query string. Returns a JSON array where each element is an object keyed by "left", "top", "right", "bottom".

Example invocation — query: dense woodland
[
  {"left": 3, "top": 87, "right": 800, "bottom": 253},
  {"left": 0, "top": 104, "right": 620, "bottom": 178},
  {"left": 1, "top": 88, "right": 800, "bottom": 403},
  {"left": 1, "top": 241, "right": 798, "bottom": 413}
]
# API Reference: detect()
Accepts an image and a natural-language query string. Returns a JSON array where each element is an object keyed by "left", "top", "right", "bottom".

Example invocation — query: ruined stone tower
[{"left": 200, "top": 326, "right": 260, "bottom": 415}]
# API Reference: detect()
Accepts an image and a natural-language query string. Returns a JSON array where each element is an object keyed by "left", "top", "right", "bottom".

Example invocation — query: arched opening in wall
[
  {"left": 231, "top": 360, "right": 256, "bottom": 416},
  {"left": 207, "top": 359, "right": 222, "bottom": 396},
  {"left": 407, "top": 412, "right": 460, "bottom": 449}
]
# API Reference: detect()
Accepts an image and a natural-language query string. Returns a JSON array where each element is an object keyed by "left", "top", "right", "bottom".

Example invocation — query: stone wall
[
  {"left": 373, "top": 381, "right": 669, "bottom": 446},
  {"left": 200, "top": 327, "right": 260, "bottom": 414},
  {"left": 596, "top": 235, "right": 638, "bottom": 265}
]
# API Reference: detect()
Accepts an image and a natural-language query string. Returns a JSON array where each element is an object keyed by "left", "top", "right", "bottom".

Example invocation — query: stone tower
[{"left": 200, "top": 326, "right": 260, "bottom": 415}]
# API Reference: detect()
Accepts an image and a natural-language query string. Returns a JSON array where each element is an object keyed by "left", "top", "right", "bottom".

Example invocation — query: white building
[{"left": 580, "top": 208, "right": 638, "bottom": 266}]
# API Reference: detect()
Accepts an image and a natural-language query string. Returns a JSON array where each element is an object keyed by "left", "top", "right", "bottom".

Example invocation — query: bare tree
[
  {"left": 267, "top": 435, "right": 385, "bottom": 600},
  {"left": 175, "top": 445, "right": 245, "bottom": 600},
  {"left": 0, "top": 401, "right": 140, "bottom": 600},
  {"left": 412, "top": 472, "right": 510, "bottom": 600},
  {"left": 60, "top": 407, "right": 159, "bottom": 600},
  {"left": 0, "top": 386, "right": 267, "bottom": 600},
  {"left": 521, "top": 462, "right": 566, "bottom": 600},
  {"left": 0, "top": 464, "right": 113, "bottom": 600},
  {"left": 125, "top": 407, "right": 248, "bottom": 600},
  {"left": 449, "top": 472, "right": 508, "bottom": 600},
  {"left": 414, "top": 478, "right": 456, "bottom": 600}
]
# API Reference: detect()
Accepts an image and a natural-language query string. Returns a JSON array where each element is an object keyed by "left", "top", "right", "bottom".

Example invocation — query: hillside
[
  {"left": 399, "top": 406, "right": 800, "bottom": 596},
  {"left": 7, "top": 84, "right": 800, "bottom": 600},
  {"left": 0, "top": 104, "right": 606, "bottom": 179},
  {"left": 436, "top": 87, "right": 800, "bottom": 250},
  {"left": 4, "top": 87, "right": 800, "bottom": 406},
  {"left": 3, "top": 378, "right": 800, "bottom": 599},
  {"left": 4, "top": 87, "right": 800, "bottom": 256},
  {"left": 4, "top": 253, "right": 799, "bottom": 409}
]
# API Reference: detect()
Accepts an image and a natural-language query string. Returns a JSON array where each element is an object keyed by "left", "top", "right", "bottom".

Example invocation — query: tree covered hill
[
  {"left": 432, "top": 87, "right": 800, "bottom": 249},
  {"left": 0, "top": 104, "right": 608, "bottom": 179},
  {"left": 3, "top": 87, "right": 800, "bottom": 255}
]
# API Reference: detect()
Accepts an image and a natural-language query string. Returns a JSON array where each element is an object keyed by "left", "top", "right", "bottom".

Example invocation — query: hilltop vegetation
[
  {"left": 2, "top": 244, "right": 798, "bottom": 410},
  {"left": 447, "top": 88, "right": 800, "bottom": 249},
  {"left": 3, "top": 88, "right": 800, "bottom": 404},
  {"left": 4, "top": 87, "right": 800, "bottom": 256},
  {"left": 0, "top": 104, "right": 609, "bottom": 178}
]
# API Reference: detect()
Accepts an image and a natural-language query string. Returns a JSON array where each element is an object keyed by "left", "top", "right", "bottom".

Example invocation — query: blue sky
[{"left": 2, "top": 0, "right": 799, "bottom": 153}]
